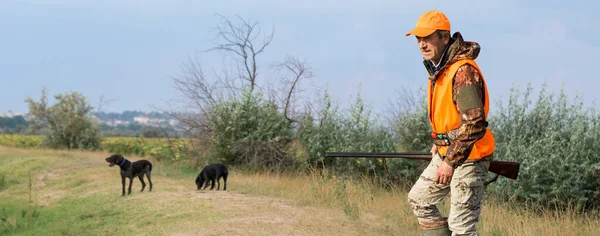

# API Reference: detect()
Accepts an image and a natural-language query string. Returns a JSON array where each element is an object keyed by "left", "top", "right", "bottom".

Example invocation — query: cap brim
[{"left": 405, "top": 27, "right": 436, "bottom": 37}]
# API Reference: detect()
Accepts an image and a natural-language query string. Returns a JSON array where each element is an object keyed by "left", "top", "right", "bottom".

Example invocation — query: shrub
[
  {"left": 298, "top": 90, "right": 398, "bottom": 181},
  {"left": 488, "top": 82, "right": 600, "bottom": 210},
  {"left": 388, "top": 81, "right": 600, "bottom": 210},
  {"left": 387, "top": 86, "right": 432, "bottom": 183},
  {"left": 25, "top": 89, "right": 101, "bottom": 150},
  {"left": 206, "top": 88, "right": 297, "bottom": 171}
]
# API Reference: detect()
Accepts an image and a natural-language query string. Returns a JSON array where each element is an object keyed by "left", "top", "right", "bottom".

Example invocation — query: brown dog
[{"left": 105, "top": 154, "right": 153, "bottom": 196}]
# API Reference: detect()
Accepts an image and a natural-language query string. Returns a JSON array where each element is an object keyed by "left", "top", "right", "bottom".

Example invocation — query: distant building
[{"left": 134, "top": 116, "right": 150, "bottom": 124}]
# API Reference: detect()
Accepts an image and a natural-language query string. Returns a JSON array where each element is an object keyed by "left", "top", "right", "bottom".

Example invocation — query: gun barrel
[
  {"left": 325, "top": 151, "right": 520, "bottom": 180},
  {"left": 326, "top": 152, "right": 432, "bottom": 160}
]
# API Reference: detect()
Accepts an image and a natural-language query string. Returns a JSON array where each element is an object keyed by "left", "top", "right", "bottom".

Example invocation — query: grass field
[{"left": 0, "top": 145, "right": 598, "bottom": 235}]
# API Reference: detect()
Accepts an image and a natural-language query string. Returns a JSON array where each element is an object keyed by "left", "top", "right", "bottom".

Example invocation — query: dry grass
[
  {"left": 230, "top": 169, "right": 600, "bottom": 236},
  {"left": 0, "top": 146, "right": 362, "bottom": 235},
  {"left": 0, "top": 146, "right": 598, "bottom": 235}
]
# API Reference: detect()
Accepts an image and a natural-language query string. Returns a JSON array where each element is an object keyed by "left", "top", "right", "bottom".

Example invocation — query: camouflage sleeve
[{"left": 443, "top": 64, "right": 488, "bottom": 168}]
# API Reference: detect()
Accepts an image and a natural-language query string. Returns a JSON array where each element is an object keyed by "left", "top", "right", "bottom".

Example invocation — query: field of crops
[{"left": 0, "top": 134, "right": 193, "bottom": 160}]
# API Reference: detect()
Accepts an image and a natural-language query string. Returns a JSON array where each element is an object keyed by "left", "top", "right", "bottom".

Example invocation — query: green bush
[
  {"left": 298, "top": 90, "right": 398, "bottom": 180},
  {"left": 488, "top": 82, "right": 600, "bottom": 210},
  {"left": 389, "top": 81, "right": 600, "bottom": 210},
  {"left": 25, "top": 89, "right": 101, "bottom": 150},
  {"left": 387, "top": 86, "right": 432, "bottom": 183},
  {"left": 206, "top": 88, "right": 297, "bottom": 171}
]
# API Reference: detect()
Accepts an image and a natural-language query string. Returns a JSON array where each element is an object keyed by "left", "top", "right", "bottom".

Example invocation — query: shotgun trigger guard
[{"left": 484, "top": 174, "right": 499, "bottom": 187}]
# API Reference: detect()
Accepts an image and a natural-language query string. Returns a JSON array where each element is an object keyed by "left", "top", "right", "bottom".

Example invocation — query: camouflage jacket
[{"left": 423, "top": 32, "right": 490, "bottom": 168}]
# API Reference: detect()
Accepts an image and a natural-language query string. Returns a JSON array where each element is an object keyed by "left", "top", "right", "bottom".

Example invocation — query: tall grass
[
  {"left": 0, "top": 146, "right": 597, "bottom": 235},
  {"left": 231, "top": 167, "right": 600, "bottom": 236}
]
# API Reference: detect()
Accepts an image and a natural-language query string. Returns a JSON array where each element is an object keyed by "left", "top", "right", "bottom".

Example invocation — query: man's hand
[
  {"left": 435, "top": 160, "right": 454, "bottom": 185},
  {"left": 430, "top": 144, "right": 438, "bottom": 155}
]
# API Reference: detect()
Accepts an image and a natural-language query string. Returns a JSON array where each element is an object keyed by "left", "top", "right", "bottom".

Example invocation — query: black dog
[
  {"left": 195, "top": 163, "right": 228, "bottom": 191},
  {"left": 105, "top": 154, "right": 153, "bottom": 196}
]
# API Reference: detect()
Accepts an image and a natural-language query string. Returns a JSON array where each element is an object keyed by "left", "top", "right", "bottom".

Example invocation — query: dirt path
[
  {"left": 167, "top": 190, "right": 360, "bottom": 236},
  {"left": 127, "top": 172, "right": 363, "bottom": 236},
  {"left": 2, "top": 150, "right": 365, "bottom": 236}
]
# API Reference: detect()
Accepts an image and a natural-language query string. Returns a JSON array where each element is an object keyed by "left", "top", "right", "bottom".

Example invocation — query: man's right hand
[{"left": 430, "top": 144, "right": 438, "bottom": 155}]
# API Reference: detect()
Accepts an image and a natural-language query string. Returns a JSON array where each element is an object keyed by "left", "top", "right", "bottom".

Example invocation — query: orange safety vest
[{"left": 427, "top": 59, "right": 495, "bottom": 160}]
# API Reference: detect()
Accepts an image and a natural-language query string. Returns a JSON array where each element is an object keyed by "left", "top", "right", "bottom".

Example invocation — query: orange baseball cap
[{"left": 405, "top": 10, "right": 451, "bottom": 37}]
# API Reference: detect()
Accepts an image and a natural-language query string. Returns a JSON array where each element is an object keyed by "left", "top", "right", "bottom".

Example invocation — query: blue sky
[{"left": 1, "top": 0, "right": 598, "bottom": 118}]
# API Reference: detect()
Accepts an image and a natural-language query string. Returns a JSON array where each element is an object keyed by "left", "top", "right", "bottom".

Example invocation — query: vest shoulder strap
[{"left": 444, "top": 59, "right": 480, "bottom": 82}]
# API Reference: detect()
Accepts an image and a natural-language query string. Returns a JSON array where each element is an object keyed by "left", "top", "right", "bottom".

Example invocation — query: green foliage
[
  {"left": 24, "top": 88, "right": 101, "bottom": 150},
  {"left": 206, "top": 88, "right": 297, "bottom": 171},
  {"left": 0, "top": 134, "right": 191, "bottom": 161},
  {"left": 390, "top": 83, "right": 600, "bottom": 210},
  {"left": 141, "top": 128, "right": 166, "bottom": 138},
  {"left": 100, "top": 137, "right": 191, "bottom": 161},
  {"left": 386, "top": 86, "right": 432, "bottom": 182},
  {"left": 391, "top": 87, "right": 431, "bottom": 153},
  {"left": 0, "top": 135, "right": 41, "bottom": 148},
  {"left": 298, "top": 90, "right": 397, "bottom": 179},
  {"left": 389, "top": 81, "right": 600, "bottom": 210},
  {"left": 297, "top": 91, "right": 341, "bottom": 168},
  {"left": 0, "top": 116, "right": 28, "bottom": 134},
  {"left": 0, "top": 174, "right": 5, "bottom": 191},
  {"left": 488, "top": 82, "right": 600, "bottom": 210}
]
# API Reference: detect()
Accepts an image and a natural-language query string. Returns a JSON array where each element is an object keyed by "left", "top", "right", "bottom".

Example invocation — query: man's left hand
[{"left": 435, "top": 160, "right": 454, "bottom": 185}]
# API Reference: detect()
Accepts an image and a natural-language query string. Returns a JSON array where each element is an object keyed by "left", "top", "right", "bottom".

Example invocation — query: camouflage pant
[{"left": 408, "top": 153, "right": 490, "bottom": 236}]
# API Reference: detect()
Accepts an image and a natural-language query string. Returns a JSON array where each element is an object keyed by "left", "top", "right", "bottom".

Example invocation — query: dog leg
[
  {"left": 203, "top": 179, "right": 210, "bottom": 190},
  {"left": 121, "top": 177, "right": 126, "bottom": 196},
  {"left": 128, "top": 177, "right": 133, "bottom": 195},
  {"left": 223, "top": 174, "right": 227, "bottom": 191},
  {"left": 146, "top": 171, "right": 153, "bottom": 192},
  {"left": 138, "top": 175, "right": 146, "bottom": 192},
  {"left": 210, "top": 179, "right": 216, "bottom": 190},
  {"left": 216, "top": 175, "right": 221, "bottom": 190}
]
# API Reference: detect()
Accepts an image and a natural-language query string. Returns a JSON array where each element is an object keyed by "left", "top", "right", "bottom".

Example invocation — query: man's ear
[{"left": 441, "top": 32, "right": 450, "bottom": 45}]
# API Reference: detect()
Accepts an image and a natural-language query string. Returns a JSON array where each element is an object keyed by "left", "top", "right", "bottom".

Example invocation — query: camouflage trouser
[{"left": 408, "top": 153, "right": 490, "bottom": 236}]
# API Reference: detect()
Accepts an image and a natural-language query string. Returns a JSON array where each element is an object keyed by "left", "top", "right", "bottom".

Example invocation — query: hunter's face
[{"left": 416, "top": 32, "right": 449, "bottom": 64}]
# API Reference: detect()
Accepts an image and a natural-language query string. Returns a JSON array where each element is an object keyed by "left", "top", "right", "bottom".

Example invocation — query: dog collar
[{"left": 118, "top": 158, "right": 128, "bottom": 167}]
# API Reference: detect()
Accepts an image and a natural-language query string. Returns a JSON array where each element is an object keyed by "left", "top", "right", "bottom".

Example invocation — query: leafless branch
[
  {"left": 385, "top": 85, "right": 421, "bottom": 121},
  {"left": 95, "top": 94, "right": 117, "bottom": 114},
  {"left": 205, "top": 14, "right": 275, "bottom": 93},
  {"left": 270, "top": 55, "right": 314, "bottom": 125},
  {"left": 170, "top": 53, "right": 218, "bottom": 111}
]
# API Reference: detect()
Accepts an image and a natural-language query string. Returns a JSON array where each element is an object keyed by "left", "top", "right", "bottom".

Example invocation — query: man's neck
[{"left": 431, "top": 58, "right": 442, "bottom": 67}]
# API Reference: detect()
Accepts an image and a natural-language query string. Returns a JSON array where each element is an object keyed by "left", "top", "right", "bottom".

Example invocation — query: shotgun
[{"left": 325, "top": 151, "right": 520, "bottom": 185}]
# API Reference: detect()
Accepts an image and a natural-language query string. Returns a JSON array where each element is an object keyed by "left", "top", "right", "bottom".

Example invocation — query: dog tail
[{"left": 148, "top": 162, "right": 153, "bottom": 172}]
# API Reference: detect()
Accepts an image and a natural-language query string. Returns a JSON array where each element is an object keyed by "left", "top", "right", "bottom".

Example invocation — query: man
[{"left": 405, "top": 10, "right": 495, "bottom": 236}]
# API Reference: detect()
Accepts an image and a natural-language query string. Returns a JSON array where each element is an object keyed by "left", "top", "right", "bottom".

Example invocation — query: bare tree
[
  {"left": 384, "top": 84, "right": 424, "bottom": 124},
  {"left": 95, "top": 94, "right": 117, "bottom": 114},
  {"left": 170, "top": 52, "right": 218, "bottom": 115},
  {"left": 167, "top": 15, "right": 277, "bottom": 135},
  {"left": 167, "top": 14, "right": 319, "bottom": 131},
  {"left": 270, "top": 55, "right": 314, "bottom": 125},
  {"left": 206, "top": 14, "right": 275, "bottom": 94},
  {"left": 161, "top": 14, "right": 320, "bottom": 167}
]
